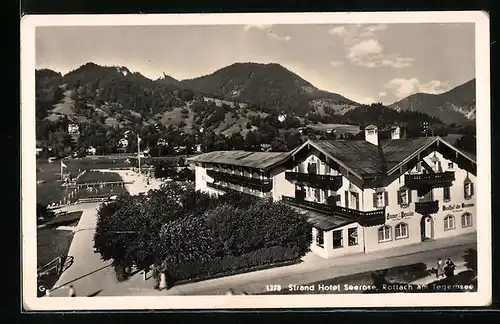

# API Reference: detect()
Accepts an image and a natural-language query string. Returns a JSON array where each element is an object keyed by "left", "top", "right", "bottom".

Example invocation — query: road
[
  {"left": 159, "top": 234, "right": 476, "bottom": 296},
  {"left": 46, "top": 170, "right": 163, "bottom": 297}
]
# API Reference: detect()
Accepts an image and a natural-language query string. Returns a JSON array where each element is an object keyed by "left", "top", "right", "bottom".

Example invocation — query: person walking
[
  {"left": 68, "top": 285, "right": 76, "bottom": 297},
  {"left": 445, "top": 258, "right": 456, "bottom": 278},
  {"left": 436, "top": 258, "right": 445, "bottom": 278}
]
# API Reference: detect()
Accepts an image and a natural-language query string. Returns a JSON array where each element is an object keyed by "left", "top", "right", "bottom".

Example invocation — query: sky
[{"left": 36, "top": 23, "right": 475, "bottom": 105}]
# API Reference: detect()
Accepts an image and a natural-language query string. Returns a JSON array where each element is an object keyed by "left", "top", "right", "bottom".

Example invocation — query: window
[
  {"left": 315, "top": 229, "right": 324, "bottom": 247},
  {"left": 416, "top": 162, "right": 422, "bottom": 172},
  {"left": 444, "top": 215, "right": 455, "bottom": 231},
  {"left": 325, "top": 163, "right": 331, "bottom": 174},
  {"left": 308, "top": 163, "right": 317, "bottom": 174},
  {"left": 332, "top": 230, "right": 343, "bottom": 248},
  {"left": 373, "top": 191, "right": 388, "bottom": 208},
  {"left": 395, "top": 223, "right": 409, "bottom": 239},
  {"left": 448, "top": 162, "right": 454, "bottom": 169},
  {"left": 443, "top": 186, "right": 451, "bottom": 202},
  {"left": 461, "top": 212, "right": 473, "bottom": 228},
  {"left": 348, "top": 228, "right": 358, "bottom": 246},
  {"left": 398, "top": 187, "right": 411, "bottom": 207},
  {"left": 378, "top": 226, "right": 392, "bottom": 242},
  {"left": 314, "top": 188, "right": 321, "bottom": 201},
  {"left": 350, "top": 192, "right": 359, "bottom": 210},
  {"left": 464, "top": 180, "right": 474, "bottom": 200}
]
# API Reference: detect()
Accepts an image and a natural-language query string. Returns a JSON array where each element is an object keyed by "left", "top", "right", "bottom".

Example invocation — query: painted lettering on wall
[
  {"left": 442, "top": 203, "right": 475, "bottom": 211},
  {"left": 387, "top": 211, "right": 414, "bottom": 220}
]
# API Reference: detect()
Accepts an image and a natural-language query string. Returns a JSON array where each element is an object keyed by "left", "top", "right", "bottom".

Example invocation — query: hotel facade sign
[
  {"left": 442, "top": 203, "right": 475, "bottom": 212},
  {"left": 386, "top": 211, "right": 414, "bottom": 220}
]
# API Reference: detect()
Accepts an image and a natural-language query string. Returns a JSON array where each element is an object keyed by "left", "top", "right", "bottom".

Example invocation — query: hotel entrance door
[{"left": 420, "top": 215, "right": 434, "bottom": 241}]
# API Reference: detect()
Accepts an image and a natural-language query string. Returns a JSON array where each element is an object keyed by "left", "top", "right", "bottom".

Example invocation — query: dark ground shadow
[
  {"left": 87, "top": 289, "right": 103, "bottom": 297},
  {"left": 52, "top": 263, "right": 112, "bottom": 290}
]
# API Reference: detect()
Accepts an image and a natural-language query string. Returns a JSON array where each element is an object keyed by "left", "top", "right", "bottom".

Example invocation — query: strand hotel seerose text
[{"left": 188, "top": 125, "right": 477, "bottom": 259}]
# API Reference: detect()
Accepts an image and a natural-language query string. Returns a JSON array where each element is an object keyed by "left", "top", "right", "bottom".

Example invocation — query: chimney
[
  {"left": 391, "top": 126, "right": 401, "bottom": 140},
  {"left": 364, "top": 125, "right": 378, "bottom": 146}
]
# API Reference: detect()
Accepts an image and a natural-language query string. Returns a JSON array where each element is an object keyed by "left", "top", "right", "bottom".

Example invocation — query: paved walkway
[
  {"left": 46, "top": 170, "right": 164, "bottom": 297},
  {"left": 102, "top": 233, "right": 476, "bottom": 296}
]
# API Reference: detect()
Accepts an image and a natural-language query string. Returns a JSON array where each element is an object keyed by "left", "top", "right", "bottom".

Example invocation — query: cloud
[
  {"left": 384, "top": 78, "right": 452, "bottom": 98},
  {"left": 379, "top": 92, "right": 387, "bottom": 97},
  {"left": 269, "top": 31, "right": 292, "bottom": 42},
  {"left": 330, "top": 60, "right": 344, "bottom": 67},
  {"left": 329, "top": 24, "right": 413, "bottom": 68},
  {"left": 244, "top": 24, "right": 291, "bottom": 42},
  {"left": 359, "top": 97, "right": 377, "bottom": 104},
  {"left": 243, "top": 24, "right": 273, "bottom": 32},
  {"left": 328, "top": 26, "right": 348, "bottom": 36}
]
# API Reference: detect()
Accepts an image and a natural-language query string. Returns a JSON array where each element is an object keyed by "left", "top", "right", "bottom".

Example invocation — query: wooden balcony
[
  {"left": 405, "top": 171, "right": 455, "bottom": 190},
  {"left": 282, "top": 196, "right": 385, "bottom": 227},
  {"left": 415, "top": 200, "right": 439, "bottom": 215},
  {"left": 207, "top": 169, "right": 272, "bottom": 192},
  {"left": 285, "top": 172, "right": 343, "bottom": 190},
  {"left": 207, "top": 182, "right": 262, "bottom": 198}
]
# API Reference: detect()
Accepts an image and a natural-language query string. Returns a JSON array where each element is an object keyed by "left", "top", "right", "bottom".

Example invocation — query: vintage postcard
[{"left": 21, "top": 11, "right": 491, "bottom": 310}]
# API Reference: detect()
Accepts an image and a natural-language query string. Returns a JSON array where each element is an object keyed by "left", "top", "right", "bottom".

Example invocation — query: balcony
[
  {"left": 285, "top": 172, "right": 343, "bottom": 190},
  {"left": 282, "top": 196, "right": 385, "bottom": 227},
  {"left": 207, "top": 182, "right": 264, "bottom": 198},
  {"left": 207, "top": 169, "right": 273, "bottom": 192},
  {"left": 415, "top": 200, "right": 439, "bottom": 215},
  {"left": 404, "top": 171, "right": 455, "bottom": 190}
]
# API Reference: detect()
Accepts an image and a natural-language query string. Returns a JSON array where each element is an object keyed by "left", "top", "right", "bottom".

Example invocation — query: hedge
[{"left": 164, "top": 245, "right": 303, "bottom": 283}]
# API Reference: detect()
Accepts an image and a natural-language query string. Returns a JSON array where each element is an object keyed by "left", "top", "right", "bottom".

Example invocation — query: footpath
[
  {"left": 115, "top": 233, "right": 476, "bottom": 296},
  {"left": 46, "top": 170, "right": 164, "bottom": 297}
]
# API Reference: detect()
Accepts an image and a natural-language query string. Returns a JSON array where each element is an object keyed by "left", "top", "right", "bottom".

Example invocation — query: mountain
[
  {"left": 389, "top": 79, "right": 476, "bottom": 125},
  {"left": 156, "top": 73, "right": 181, "bottom": 87},
  {"left": 180, "top": 62, "right": 359, "bottom": 116},
  {"left": 35, "top": 62, "right": 452, "bottom": 158}
]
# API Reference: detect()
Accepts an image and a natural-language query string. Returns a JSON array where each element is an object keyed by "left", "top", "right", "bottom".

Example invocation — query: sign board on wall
[
  {"left": 442, "top": 202, "right": 474, "bottom": 212},
  {"left": 386, "top": 211, "right": 414, "bottom": 221}
]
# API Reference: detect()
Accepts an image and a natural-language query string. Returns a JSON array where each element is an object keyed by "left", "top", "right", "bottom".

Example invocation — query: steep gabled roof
[
  {"left": 382, "top": 136, "right": 476, "bottom": 175},
  {"left": 380, "top": 137, "right": 438, "bottom": 173},
  {"left": 312, "top": 140, "right": 383, "bottom": 177},
  {"left": 186, "top": 150, "right": 290, "bottom": 170}
]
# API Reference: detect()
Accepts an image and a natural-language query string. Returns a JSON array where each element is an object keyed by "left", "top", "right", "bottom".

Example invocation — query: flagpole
[{"left": 137, "top": 135, "right": 141, "bottom": 174}]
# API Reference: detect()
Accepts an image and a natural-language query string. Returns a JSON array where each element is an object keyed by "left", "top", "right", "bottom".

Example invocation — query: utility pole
[{"left": 137, "top": 134, "right": 141, "bottom": 174}]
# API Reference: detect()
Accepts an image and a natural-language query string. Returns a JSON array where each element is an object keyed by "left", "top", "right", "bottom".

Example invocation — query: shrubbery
[
  {"left": 164, "top": 246, "right": 303, "bottom": 282},
  {"left": 93, "top": 183, "right": 312, "bottom": 285}
]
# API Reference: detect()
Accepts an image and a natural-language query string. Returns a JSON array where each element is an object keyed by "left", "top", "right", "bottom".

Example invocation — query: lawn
[{"left": 40, "top": 211, "right": 83, "bottom": 228}]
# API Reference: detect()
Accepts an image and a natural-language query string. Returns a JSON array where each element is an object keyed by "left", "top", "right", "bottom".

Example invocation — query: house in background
[{"left": 187, "top": 125, "right": 477, "bottom": 259}]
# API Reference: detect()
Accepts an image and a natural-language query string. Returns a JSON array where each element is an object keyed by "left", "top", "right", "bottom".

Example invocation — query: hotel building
[{"left": 186, "top": 126, "right": 477, "bottom": 259}]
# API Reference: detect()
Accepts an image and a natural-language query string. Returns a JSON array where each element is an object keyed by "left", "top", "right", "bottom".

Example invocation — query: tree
[{"left": 270, "top": 136, "right": 289, "bottom": 152}]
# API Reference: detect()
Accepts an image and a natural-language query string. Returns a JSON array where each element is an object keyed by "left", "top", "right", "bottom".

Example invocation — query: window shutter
[
  {"left": 355, "top": 193, "right": 360, "bottom": 210},
  {"left": 397, "top": 190, "right": 402, "bottom": 204},
  {"left": 471, "top": 183, "right": 474, "bottom": 196},
  {"left": 384, "top": 191, "right": 389, "bottom": 206},
  {"left": 373, "top": 192, "right": 377, "bottom": 208},
  {"left": 344, "top": 191, "right": 349, "bottom": 208},
  {"left": 408, "top": 190, "right": 413, "bottom": 203},
  {"left": 464, "top": 184, "right": 467, "bottom": 199}
]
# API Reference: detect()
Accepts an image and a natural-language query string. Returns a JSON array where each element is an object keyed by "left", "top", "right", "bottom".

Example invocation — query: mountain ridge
[{"left": 389, "top": 78, "right": 476, "bottom": 125}]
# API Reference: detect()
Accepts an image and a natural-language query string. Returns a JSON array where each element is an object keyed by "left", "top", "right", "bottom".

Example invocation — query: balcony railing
[
  {"left": 405, "top": 171, "right": 455, "bottom": 189},
  {"left": 285, "top": 172, "right": 343, "bottom": 190},
  {"left": 207, "top": 169, "right": 272, "bottom": 191},
  {"left": 282, "top": 196, "right": 385, "bottom": 227},
  {"left": 207, "top": 182, "right": 264, "bottom": 198},
  {"left": 415, "top": 200, "right": 440, "bottom": 215}
]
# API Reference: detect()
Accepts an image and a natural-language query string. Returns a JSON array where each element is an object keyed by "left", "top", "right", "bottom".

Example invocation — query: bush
[
  {"left": 164, "top": 246, "right": 302, "bottom": 282},
  {"left": 463, "top": 248, "right": 477, "bottom": 274},
  {"left": 205, "top": 199, "right": 311, "bottom": 256}
]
